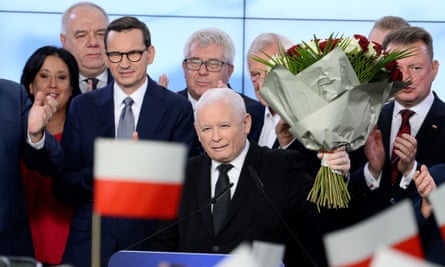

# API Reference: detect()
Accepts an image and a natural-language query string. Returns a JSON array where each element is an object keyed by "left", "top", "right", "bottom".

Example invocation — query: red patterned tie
[{"left": 390, "top": 109, "right": 414, "bottom": 185}]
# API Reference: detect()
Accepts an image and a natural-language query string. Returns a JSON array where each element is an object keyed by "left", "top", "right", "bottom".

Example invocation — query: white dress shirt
[
  {"left": 210, "top": 140, "right": 250, "bottom": 203},
  {"left": 365, "top": 91, "right": 434, "bottom": 190},
  {"left": 79, "top": 71, "right": 109, "bottom": 93},
  {"left": 258, "top": 107, "right": 280, "bottom": 148}
]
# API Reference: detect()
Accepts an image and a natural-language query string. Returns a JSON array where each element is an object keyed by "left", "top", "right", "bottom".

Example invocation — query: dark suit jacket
[
  {"left": 349, "top": 94, "right": 445, "bottom": 264},
  {"left": 0, "top": 79, "right": 63, "bottom": 256},
  {"left": 177, "top": 87, "right": 264, "bottom": 143},
  {"left": 350, "top": 94, "right": 445, "bottom": 218},
  {"left": 55, "top": 77, "right": 196, "bottom": 267},
  {"left": 149, "top": 142, "right": 326, "bottom": 267}
]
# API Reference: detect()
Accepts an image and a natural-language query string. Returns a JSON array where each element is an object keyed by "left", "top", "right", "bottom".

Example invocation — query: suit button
[
  {"left": 212, "top": 245, "right": 220, "bottom": 252},
  {"left": 390, "top": 198, "right": 396, "bottom": 204}
]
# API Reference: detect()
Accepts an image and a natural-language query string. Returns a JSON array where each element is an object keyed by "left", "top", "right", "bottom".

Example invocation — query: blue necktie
[{"left": 117, "top": 97, "right": 135, "bottom": 139}]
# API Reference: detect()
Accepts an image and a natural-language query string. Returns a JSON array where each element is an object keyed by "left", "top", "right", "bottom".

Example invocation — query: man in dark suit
[
  {"left": 148, "top": 87, "right": 347, "bottom": 267},
  {"left": 349, "top": 26, "right": 445, "bottom": 264},
  {"left": 55, "top": 16, "right": 196, "bottom": 267},
  {"left": 0, "top": 79, "right": 62, "bottom": 256},
  {"left": 177, "top": 28, "right": 264, "bottom": 145}
]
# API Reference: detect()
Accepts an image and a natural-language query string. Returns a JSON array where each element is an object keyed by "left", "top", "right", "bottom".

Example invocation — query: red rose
[
  {"left": 287, "top": 44, "right": 301, "bottom": 57},
  {"left": 353, "top": 34, "right": 369, "bottom": 53},
  {"left": 390, "top": 68, "right": 403, "bottom": 82},
  {"left": 371, "top": 41, "right": 382, "bottom": 56},
  {"left": 319, "top": 38, "right": 339, "bottom": 53},
  {"left": 385, "top": 61, "right": 403, "bottom": 81}
]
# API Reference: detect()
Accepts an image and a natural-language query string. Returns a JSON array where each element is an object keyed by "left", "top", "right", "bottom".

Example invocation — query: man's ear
[{"left": 244, "top": 113, "right": 252, "bottom": 135}]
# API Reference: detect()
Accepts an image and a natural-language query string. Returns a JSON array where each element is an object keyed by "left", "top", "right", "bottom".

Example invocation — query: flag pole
[{"left": 92, "top": 212, "right": 101, "bottom": 267}]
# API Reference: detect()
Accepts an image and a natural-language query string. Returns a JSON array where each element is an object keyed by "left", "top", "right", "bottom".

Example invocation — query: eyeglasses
[
  {"left": 106, "top": 49, "right": 147, "bottom": 63},
  {"left": 183, "top": 58, "right": 228, "bottom": 72}
]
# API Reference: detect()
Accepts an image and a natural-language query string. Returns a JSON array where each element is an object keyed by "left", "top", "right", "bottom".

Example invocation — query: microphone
[
  {"left": 247, "top": 165, "right": 318, "bottom": 267},
  {"left": 123, "top": 182, "right": 234, "bottom": 250}
]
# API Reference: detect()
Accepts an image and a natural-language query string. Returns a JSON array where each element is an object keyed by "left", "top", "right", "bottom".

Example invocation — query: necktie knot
[
  {"left": 123, "top": 97, "right": 134, "bottom": 107},
  {"left": 85, "top": 77, "right": 99, "bottom": 90},
  {"left": 400, "top": 109, "right": 414, "bottom": 121},
  {"left": 218, "top": 164, "right": 233, "bottom": 175}
]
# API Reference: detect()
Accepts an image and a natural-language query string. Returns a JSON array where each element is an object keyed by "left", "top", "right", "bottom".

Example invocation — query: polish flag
[
  {"left": 371, "top": 246, "right": 441, "bottom": 267},
  {"left": 93, "top": 138, "right": 187, "bottom": 219},
  {"left": 429, "top": 184, "right": 445, "bottom": 240},
  {"left": 324, "top": 200, "right": 424, "bottom": 267}
]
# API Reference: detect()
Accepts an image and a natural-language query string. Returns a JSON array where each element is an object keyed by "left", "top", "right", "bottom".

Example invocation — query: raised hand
[
  {"left": 393, "top": 133, "right": 417, "bottom": 176},
  {"left": 275, "top": 118, "right": 293, "bottom": 148},
  {"left": 27, "top": 91, "right": 57, "bottom": 143},
  {"left": 158, "top": 74, "right": 169, "bottom": 88},
  {"left": 365, "top": 128, "right": 385, "bottom": 178},
  {"left": 413, "top": 164, "right": 436, "bottom": 218}
]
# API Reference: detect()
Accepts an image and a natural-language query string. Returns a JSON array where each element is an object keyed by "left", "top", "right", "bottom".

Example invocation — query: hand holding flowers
[{"left": 254, "top": 33, "right": 412, "bottom": 211}]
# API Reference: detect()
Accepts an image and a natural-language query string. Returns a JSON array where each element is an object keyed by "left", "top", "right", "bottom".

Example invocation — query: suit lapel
[
  {"left": 136, "top": 78, "right": 166, "bottom": 139},
  {"left": 196, "top": 156, "right": 214, "bottom": 237},
  {"left": 221, "top": 143, "right": 262, "bottom": 233},
  {"left": 93, "top": 85, "right": 115, "bottom": 137},
  {"left": 415, "top": 96, "right": 445, "bottom": 158},
  {"left": 416, "top": 97, "right": 445, "bottom": 140}
]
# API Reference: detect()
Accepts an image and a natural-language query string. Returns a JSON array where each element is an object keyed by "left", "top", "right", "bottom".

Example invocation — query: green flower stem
[{"left": 307, "top": 165, "right": 351, "bottom": 212}]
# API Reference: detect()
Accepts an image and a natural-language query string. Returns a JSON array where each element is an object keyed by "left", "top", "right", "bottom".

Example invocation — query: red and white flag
[
  {"left": 324, "top": 200, "right": 424, "bottom": 267},
  {"left": 93, "top": 138, "right": 187, "bottom": 219},
  {"left": 429, "top": 183, "right": 445, "bottom": 240},
  {"left": 371, "top": 246, "right": 441, "bottom": 267}
]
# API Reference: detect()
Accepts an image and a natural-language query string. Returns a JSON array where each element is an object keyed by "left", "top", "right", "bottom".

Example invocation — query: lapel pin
[{"left": 432, "top": 124, "right": 438, "bottom": 129}]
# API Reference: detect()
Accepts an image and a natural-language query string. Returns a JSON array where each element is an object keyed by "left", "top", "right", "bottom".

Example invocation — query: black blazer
[{"left": 149, "top": 142, "right": 326, "bottom": 267}]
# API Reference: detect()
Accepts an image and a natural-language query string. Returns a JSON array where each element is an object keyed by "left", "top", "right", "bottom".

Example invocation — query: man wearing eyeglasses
[
  {"left": 178, "top": 28, "right": 264, "bottom": 152},
  {"left": 55, "top": 16, "right": 196, "bottom": 267}
]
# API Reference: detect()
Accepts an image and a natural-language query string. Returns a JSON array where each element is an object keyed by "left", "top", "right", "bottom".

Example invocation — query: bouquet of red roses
[{"left": 255, "top": 34, "right": 411, "bottom": 211}]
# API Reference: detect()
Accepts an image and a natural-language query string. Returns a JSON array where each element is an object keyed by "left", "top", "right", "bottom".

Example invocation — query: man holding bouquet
[{"left": 349, "top": 26, "right": 445, "bottom": 264}]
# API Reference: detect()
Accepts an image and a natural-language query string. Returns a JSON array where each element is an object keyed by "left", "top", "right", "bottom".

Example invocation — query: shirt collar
[
  {"left": 187, "top": 92, "right": 198, "bottom": 111},
  {"left": 393, "top": 90, "right": 434, "bottom": 118},
  {"left": 79, "top": 71, "right": 108, "bottom": 84},
  {"left": 114, "top": 79, "right": 148, "bottom": 108}
]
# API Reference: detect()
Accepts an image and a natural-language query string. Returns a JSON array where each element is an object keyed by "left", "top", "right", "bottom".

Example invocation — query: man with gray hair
[
  {"left": 247, "top": 32, "right": 292, "bottom": 148},
  {"left": 178, "top": 28, "right": 264, "bottom": 151},
  {"left": 60, "top": 1, "right": 111, "bottom": 92},
  {"left": 149, "top": 87, "right": 336, "bottom": 267},
  {"left": 179, "top": 28, "right": 260, "bottom": 107}
]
